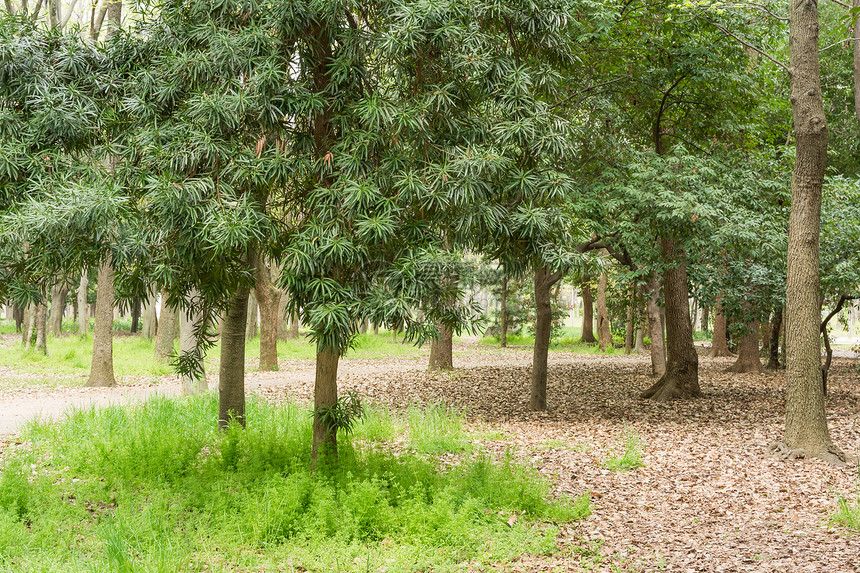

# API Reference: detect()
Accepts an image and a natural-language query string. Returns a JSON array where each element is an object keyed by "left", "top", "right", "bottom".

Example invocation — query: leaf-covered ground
[{"left": 2, "top": 340, "right": 859, "bottom": 571}]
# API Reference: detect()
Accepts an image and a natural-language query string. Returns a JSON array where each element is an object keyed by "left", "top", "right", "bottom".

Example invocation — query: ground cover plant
[{"left": 0, "top": 395, "right": 589, "bottom": 573}]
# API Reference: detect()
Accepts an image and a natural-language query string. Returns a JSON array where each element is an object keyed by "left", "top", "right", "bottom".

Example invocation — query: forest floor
[{"left": 0, "top": 337, "right": 859, "bottom": 572}]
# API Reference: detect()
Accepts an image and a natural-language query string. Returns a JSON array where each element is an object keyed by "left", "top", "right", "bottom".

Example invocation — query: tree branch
[{"left": 699, "top": 15, "right": 790, "bottom": 75}]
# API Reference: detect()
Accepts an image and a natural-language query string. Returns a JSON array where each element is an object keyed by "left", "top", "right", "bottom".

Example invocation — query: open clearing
[{"left": 1, "top": 339, "right": 859, "bottom": 572}]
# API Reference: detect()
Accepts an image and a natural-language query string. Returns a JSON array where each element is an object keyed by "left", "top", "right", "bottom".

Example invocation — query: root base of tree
[
  {"left": 640, "top": 373, "right": 701, "bottom": 402},
  {"left": 767, "top": 441, "right": 849, "bottom": 466}
]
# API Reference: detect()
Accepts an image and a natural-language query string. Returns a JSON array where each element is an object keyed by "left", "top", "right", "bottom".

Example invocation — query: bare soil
[{"left": 1, "top": 341, "right": 859, "bottom": 572}]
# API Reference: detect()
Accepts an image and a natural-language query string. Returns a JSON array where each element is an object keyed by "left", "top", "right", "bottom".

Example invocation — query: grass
[
  {"left": 603, "top": 427, "right": 645, "bottom": 472},
  {"left": 0, "top": 395, "right": 590, "bottom": 572},
  {"left": 831, "top": 467, "right": 860, "bottom": 532},
  {"left": 408, "top": 402, "right": 471, "bottom": 454}
]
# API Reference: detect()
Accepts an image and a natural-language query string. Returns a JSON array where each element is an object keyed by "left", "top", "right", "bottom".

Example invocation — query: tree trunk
[
  {"left": 372, "top": 322, "right": 378, "bottom": 336},
  {"left": 312, "top": 347, "right": 340, "bottom": 460},
  {"left": 245, "top": 290, "right": 258, "bottom": 340},
  {"left": 22, "top": 304, "right": 35, "bottom": 349},
  {"left": 500, "top": 275, "right": 508, "bottom": 348},
  {"left": 254, "top": 254, "right": 281, "bottom": 372},
  {"left": 624, "top": 286, "right": 635, "bottom": 354},
  {"left": 726, "top": 322, "right": 762, "bottom": 373},
  {"left": 103, "top": 0, "right": 120, "bottom": 39},
  {"left": 580, "top": 278, "right": 596, "bottom": 343},
  {"left": 767, "top": 307, "right": 783, "bottom": 370},
  {"left": 701, "top": 305, "right": 709, "bottom": 332},
  {"left": 854, "top": 0, "right": 860, "bottom": 125},
  {"left": 277, "top": 290, "right": 289, "bottom": 341},
  {"left": 634, "top": 324, "right": 646, "bottom": 354},
  {"left": 218, "top": 287, "right": 249, "bottom": 429},
  {"left": 130, "top": 296, "right": 140, "bottom": 333},
  {"left": 428, "top": 324, "right": 454, "bottom": 370},
  {"left": 155, "top": 289, "right": 177, "bottom": 361},
  {"left": 34, "top": 302, "right": 47, "bottom": 355},
  {"left": 641, "top": 239, "right": 700, "bottom": 401},
  {"left": 596, "top": 273, "right": 611, "bottom": 352},
  {"left": 87, "top": 258, "right": 116, "bottom": 387},
  {"left": 645, "top": 274, "right": 666, "bottom": 376},
  {"left": 14, "top": 303, "right": 23, "bottom": 333},
  {"left": 289, "top": 311, "right": 300, "bottom": 338},
  {"left": 531, "top": 266, "right": 562, "bottom": 410},
  {"left": 710, "top": 297, "right": 734, "bottom": 357},
  {"left": 141, "top": 293, "right": 157, "bottom": 339},
  {"left": 180, "top": 289, "right": 207, "bottom": 396},
  {"left": 781, "top": 0, "right": 843, "bottom": 463},
  {"left": 77, "top": 269, "right": 89, "bottom": 337},
  {"left": 49, "top": 281, "right": 68, "bottom": 337},
  {"left": 690, "top": 298, "right": 698, "bottom": 332}
]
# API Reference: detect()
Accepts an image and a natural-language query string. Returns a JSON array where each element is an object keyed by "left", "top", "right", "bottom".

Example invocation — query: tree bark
[
  {"left": 49, "top": 281, "right": 68, "bottom": 337},
  {"left": 500, "top": 275, "right": 508, "bottom": 348},
  {"left": 710, "top": 297, "right": 734, "bottom": 357},
  {"left": 104, "top": 0, "right": 120, "bottom": 38},
  {"left": 624, "top": 286, "right": 635, "bottom": 354},
  {"left": 141, "top": 293, "right": 157, "bottom": 339},
  {"left": 289, "top": 311, "right": 300, "bottom": 338},
  {"left": 87, "top": 258, "right": 116, "bottom": 387},
  {"left": 277, "top": 290, "right": 289, "bottom": 341},
  {"left": 854, "top": 0, "right": 860, "bottom": 125},
  {"left": 645, "top": 274, "right": 666, "bottom": 376},
  {"left": 726, "top": 322, "right": 762, "bottom": 373},
  {"left": 782, "top": 0, "right": 843, "bottom": 463},
  {"left": 767, "top": 307, "right": 783, "bottom": 370},
  {"left": 428, "top": 324, "right": 454, "bottom": 370},
  {"left": 155, "top": 289, "right": 177, "bottom": 361},
  {"left": 641, "top": 239, "right": 700, "bottom": 401},
  {"left": 34, "top": 302, "right": 47, "bottom": 355},
  {"left": 22, "top": 304, "right": 35, "bottom": 349},
  {"left": 13, "top": 303, "right": 23, "bottom": 333},
  {"left": 596, "top": 273, "right": 611, "bottom": 352},
  {"left": 701, "top": 305, "right": 709, "bottom": 332},
  {"left": 531, "top": 266, "right": 562, "bottom": 410},
  {"left": 77, "top": 270, "right": 89, "bottom": 337},
  {"left": 312, "top": 347, "right": 340, "bottom": 460},
  {"left": 254, "top": 254, "right": 281, "bottom": 372},
  {"left": 130, "top": 296, "right": 140, "bottom": 333},
  {"left": 218, "top": 287, "right": 249, "bottom": 429},
  {"left": 245, "top": 290, "right": 258, "bottom": 340},
  {"left": 580, "top": 278, "right": 596, "bottom": 343}
]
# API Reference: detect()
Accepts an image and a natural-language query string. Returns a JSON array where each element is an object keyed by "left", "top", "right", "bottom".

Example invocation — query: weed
[
  {"left": 408, "top": 402, "right": 470, "bottom": 454},
  {"left": 603, "top": 427, "right": 645, "bottom": 472}
]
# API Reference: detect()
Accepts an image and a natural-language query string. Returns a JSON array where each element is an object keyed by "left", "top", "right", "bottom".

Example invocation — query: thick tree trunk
[
  {"left": 428, "top": 324, "right": 454, "bottom": 370},
  {"left": 77, "top": 270, "right": 89, "bottom": 337},
  {"left": 580, "top": 279, "right": 596, "bottom": 343},
  {"left": 767, "top": 307, "right": 783, "bottom": 370},
  {"left": 645, "top": 275, "right": 666, "bottom": 376},
  {"left": 245, "top": 290, "right": 258, "bottom": 340},
  {"left": 726, "top": 322, "right": 762, "bottom": 373},
  {"left": 254, "top": 255, "right": 281, "bottom": 372},
  {"left": 218, "top": 287, "right": 249, "bottom": 429},
  {"left": 180, "top": 289, "right": 207, "bottom": 396},
  {"left": 34, "top": 302, "right": 47, "bottom": 355},
  {"left": 49, "top": 282, "right": 68, "bottom": 337},
  {"left": 710, "top": 298, "right": 734, "bottom": 357},
  {"left": 130, "top": 296, "right": 140, "bottom": 333},
  {"left": 155, "top": 289, "right": 177, "bottom": 361},
  {"left": 641, "top": 239, "right": 700, "bottom": 401},
  {"left": 312, "top": 347, "right": 340, "bottom": 460},
  {"left": 596, "top": 273, "right": 611, "bottom": 352},
  {"left": 531, "top": 266, "right": 562, "bottom": 410},
  {"left": 141, "top": 293, "right": 157, "bottom": 339},
  {"left": 500, "top": 276, "right": 508, "bottom": 348},
  {"left": 87, "top": 258, "right": 116, "bottom": 387},
  {"left": 781, "top": 0, "right": 843, "bottom": 463}
]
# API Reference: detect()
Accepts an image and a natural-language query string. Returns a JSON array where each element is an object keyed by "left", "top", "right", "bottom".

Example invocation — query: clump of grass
[
  {"left": 0, "top": 396, "right": 589, "bottom": 572},
  {"left": 831, "top": 494, "right": 860, "bottom": 530},
  {"left": 408, "top": 402, "right": 471, "bottom": 454},
  {"left": 603, "top": 427, "right": 645, "bottom": 472}
]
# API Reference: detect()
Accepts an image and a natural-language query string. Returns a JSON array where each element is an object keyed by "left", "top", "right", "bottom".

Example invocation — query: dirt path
[{"left": 1, "top": 344, "right": 859, "bottom": 571}]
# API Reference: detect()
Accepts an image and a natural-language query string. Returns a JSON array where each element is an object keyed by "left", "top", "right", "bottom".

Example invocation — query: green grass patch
[
  {"left": 0, "top": 396, "right": 589, "bottom": 572},
  {"left": 831, "top": 494, "right": 860, "bottom": 531},
  {"left": 603, "top": 427, "right": 645, "bottom": 472},
  {"left": 408, "top": 403, "right": 471, "bottom": 455}
]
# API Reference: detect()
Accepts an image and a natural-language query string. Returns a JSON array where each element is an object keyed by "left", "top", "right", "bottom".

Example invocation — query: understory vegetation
[{"left": 0, "top": 396, "right": 590, "bottom": 572}]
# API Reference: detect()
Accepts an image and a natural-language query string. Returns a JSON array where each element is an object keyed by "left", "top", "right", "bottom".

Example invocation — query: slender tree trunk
[
  {"left": 254, "top": 254, "right": 281, "bottom": 372},
  {"left": 597, "top": 273, "right": 611, "bottom": 352},
  {"left": 289, "top": 311, "right": 300, "bottom": 338},
  {"left": 245, "top": 290, "right": 258, "bottom": 340},
  {"left": 277, "top": 290, "right": 289, "bottom": 341},
  {"left": 130, "top": 296, "right": 140, "bottom": 333},
  {"left": 690, "top": 299, "right": 698, "bottom": 332},
  {"left": 726, "top": 322, "right": 762, "bottom": 373},
  {"left": 155, "top": 290, "right": 177, "bottom": 360},
  {"left": 580, "top": 278, "right": 596, "bottom": 343},
  {"left": 180, "top": 288, "right": 207, "bottom": 396},
  {"left": 87, "top": 258, "right": 116, "bottom": 387},
  {"left": 14, "top": 303, "right": 23, "bottom": 333},
  {"left": 767, "top": 307, "right": 783, "bottom": 370},
  {"left": 312, "top": 347, "right": 340, "bottom": 460},
  {"left": 701, "top": 305, "right": 709, "bottom": 332},
  {"left": 531, "top": 266, "right": 562, "bottom": 410},
  {"left": 428, "top": 324, "right": 454, "bottom": 370},
  {"left": 641, "top": 239, "right": 700, "bottom": 401},
  {"left": 780, "top": 0, "right": 843, "bottom": 463},
  {"left": 49, "top": 281, "right": 68, "bottom": 337},
  {"left": 77, "top": 269, "right": 89, "bottom": 337},
  {"left": 645, "top": 274, "right": 666, "bottom": 376},
  {"left": 141, "top": 293, "right": 157, "bottom": 339},
  {"left": 624, "top": 286, "right": 635, "bottom": 354},
  {"left": 22, "top": 304, "right": 34, "bottom": 349},
  {"left": 219, "top": 287, "right": 249, "bottom": 428},
  {"left": 634, "top": 323, "right": 646, "bottom": 354},
  {"left": 500, "top": 275, "right": 508, "bottom": 348},
  {"left": 710, "top": 297, "right": 734, "bottom": 357},
  {"left": 372, "top": 322, "right": 378, "bottom": 335},
  {"left": 34, "top": 302, "right": 47, "bottom": 355}
]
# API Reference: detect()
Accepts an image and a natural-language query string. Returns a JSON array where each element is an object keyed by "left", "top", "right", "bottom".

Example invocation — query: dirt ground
[{"left": 1, "top": 341, "right": 859, "bottom": 572}]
